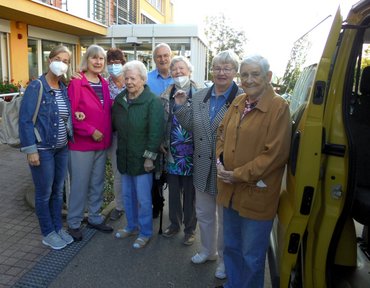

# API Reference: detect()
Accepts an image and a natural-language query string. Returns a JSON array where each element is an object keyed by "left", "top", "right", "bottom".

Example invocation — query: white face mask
[
  {"left": 173, "top": 76, "right": 190, "bottom": 88},
  {"left": 49, "top": 61, "right": 68, "bottom": 77}
]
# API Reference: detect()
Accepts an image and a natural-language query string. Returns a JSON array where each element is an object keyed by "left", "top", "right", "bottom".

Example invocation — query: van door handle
[
  {"left": 322, "top": 143, "right": 346, "bottom": 157},
  {"left": 313, "top": 80, "right": 326, "bottom": 105}
]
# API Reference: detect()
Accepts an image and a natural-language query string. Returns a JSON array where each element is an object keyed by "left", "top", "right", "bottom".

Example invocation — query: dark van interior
[{"left": 337, "top": 19, "right": 370, "bottom": 287}]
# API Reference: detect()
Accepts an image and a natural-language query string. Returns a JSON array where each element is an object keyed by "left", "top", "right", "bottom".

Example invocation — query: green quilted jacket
[{"left": 112, "top": 84, "right": 164, "bottom": 176}]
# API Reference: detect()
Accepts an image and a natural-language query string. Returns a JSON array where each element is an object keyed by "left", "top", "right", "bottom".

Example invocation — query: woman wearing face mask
[
  {"left": 159, "top": 56, "right": 200, "bottom": 246},
  {"left": 19, "top": 45, "right": 74, "bottom": 250},
  {"left": 106, "top": 48, "right": 127, "bottom": 221}
]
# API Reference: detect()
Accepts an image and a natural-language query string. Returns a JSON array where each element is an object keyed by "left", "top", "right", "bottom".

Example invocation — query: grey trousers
[
  {"left": 167, "top": 174, "right": 197, "bottom": 235},
  {"left": 67, "top": 150, "right": 107, "bottom": 228}
]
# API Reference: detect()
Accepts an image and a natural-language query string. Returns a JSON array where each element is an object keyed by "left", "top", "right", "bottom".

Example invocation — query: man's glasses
[{"left": 211, "top": 67, "right": 235, "bottom": 75}]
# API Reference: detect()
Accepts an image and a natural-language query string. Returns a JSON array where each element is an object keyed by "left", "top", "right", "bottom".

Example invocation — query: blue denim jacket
[{"left": 19, "top": 74, "right": 73, "bottom": 154}]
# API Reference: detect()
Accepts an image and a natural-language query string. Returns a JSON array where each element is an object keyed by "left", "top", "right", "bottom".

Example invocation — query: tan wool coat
[{"left": 216, "top": 85, "right": 292, "bottom": 220}]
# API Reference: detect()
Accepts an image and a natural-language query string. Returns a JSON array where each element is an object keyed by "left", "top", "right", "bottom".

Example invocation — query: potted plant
[{"left": 0, "top": 80, "right": 21, "bottom": 102}]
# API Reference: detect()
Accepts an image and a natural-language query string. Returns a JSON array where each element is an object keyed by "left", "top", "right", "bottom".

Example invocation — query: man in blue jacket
[{"left": 147, "top": 43, "right": 174, "bottom": 218}]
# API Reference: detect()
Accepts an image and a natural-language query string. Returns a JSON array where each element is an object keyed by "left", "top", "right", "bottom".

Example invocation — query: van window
[
  {"left": 289, "top": 64, "right": 317, "bottom": 114},
  {"left": 286, "top": 16, "right": 333, "bottom": 115}
]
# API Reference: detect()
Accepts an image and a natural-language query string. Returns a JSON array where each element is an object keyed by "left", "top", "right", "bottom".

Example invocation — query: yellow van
[{"left": 269, "top": 1, "right": 370, "bottom": 287}]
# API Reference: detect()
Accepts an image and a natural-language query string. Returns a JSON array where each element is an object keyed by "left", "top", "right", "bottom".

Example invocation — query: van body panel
[
  {"left": 277, "top": 8, "right": 343, "bottom": 288},
  {"left": 271, "top": 0, "right": 370, "bottom": 285}
]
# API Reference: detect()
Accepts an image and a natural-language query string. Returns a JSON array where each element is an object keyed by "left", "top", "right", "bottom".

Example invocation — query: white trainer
[
  {"left": 191, "top": 252, "right": 218, "bottom": 264},
  {"left": 215, "top": 261, "right": 227, "bottom": 279}
]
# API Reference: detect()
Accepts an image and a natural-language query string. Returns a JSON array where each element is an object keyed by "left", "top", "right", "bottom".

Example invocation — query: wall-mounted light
[{"left": 17, "top": 33, "right": 23, "bottom": 40}]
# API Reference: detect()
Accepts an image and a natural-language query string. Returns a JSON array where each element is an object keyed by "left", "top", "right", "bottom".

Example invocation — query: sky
[{"left": 173, "top": 0, "right": 359, "bottom": 77}]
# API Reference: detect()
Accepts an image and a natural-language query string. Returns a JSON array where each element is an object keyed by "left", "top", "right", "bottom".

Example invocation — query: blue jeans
[
  {"left": 121, "top": 173, "right": 153, "bottom": 238},
  {"left": 30, "top": 146, "right": 68, "bottom": 236},
  {"left": 223, "top": 207, "right": 273, "bottom": 288}
]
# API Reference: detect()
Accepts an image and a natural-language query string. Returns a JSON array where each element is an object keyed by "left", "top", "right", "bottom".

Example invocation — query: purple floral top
[
  {"left": 108, "top": 76, "right": 125, "bottom": 99},
  {"left": 167, "top": 115, "right": 194, "bottom": 176}
]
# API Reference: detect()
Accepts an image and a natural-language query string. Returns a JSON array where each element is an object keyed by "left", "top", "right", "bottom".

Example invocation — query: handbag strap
[
  {"left": 32, "top": 79, "right": 43, "bottom": 142},
  {"left": 32, "top": 79, "right": 43, "bottom": 124}
]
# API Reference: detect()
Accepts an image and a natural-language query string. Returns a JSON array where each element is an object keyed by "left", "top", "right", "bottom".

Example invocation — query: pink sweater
[{"left": 68, "top": 73, "right": 112, "bottom": 151}]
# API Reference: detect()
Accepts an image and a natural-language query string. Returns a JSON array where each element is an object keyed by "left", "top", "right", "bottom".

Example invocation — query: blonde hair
[
  {"left": 49, "top": 45, "right": 71, "bottom": 61},
  {"left": 212, "top": 50, "right": 240, "bottom": 71}
]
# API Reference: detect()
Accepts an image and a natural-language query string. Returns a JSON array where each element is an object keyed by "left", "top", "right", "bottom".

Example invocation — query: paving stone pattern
[{"left": 0, "top": 145, "right": 49, "bottom": 288}]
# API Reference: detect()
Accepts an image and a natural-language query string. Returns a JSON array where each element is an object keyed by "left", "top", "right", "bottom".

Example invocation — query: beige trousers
[{"left": 195, "top": 189, "right": 223, "bottom": 259}]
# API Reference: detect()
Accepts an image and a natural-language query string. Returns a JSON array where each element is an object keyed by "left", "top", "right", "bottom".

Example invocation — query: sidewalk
[
  {"left": 0, "top": 144, "right": 226, "bottom": 288},
  {"left": 0, "top": 144, "right": 272, "bottom": 288},
  {"left": 0, "top": 144, "right": 49, "bottom": 288}
]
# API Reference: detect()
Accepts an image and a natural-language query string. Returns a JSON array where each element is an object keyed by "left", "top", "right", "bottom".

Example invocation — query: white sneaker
[
  {"left": 215, "top": 261, "right": 227, "bottom": 279},
  {"left": 42, "top": 231, "right": 67, "bottom": 250},
  {"left": 58, "top": 229, "right": 74, "bottom": 245},
  {"left": 191, "top": 252, "right": 217, "bottom": 264}
]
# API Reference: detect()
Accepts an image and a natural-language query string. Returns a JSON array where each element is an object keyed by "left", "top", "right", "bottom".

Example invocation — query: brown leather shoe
[
  {"left": 67, "top": 227, "right": 83, "bottom": 241},
  {"left": 183, "top": 233, "right": 195, "bottom": 246},
  {"left": 87, "top": 222, "right": 113, "bottom": 233}
]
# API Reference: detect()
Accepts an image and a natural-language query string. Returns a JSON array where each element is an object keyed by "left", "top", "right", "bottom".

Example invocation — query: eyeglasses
[{"left": 211, "top": 67, "right": 235, "bottom": 75}]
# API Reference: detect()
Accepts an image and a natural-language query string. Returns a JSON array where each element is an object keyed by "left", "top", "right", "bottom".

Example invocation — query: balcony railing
[
  {"left": 35, "top": 0, "right": 109, "bottom": 26},
  {"left": 34, "top": 0, "right": 138, "bottom": 26}
]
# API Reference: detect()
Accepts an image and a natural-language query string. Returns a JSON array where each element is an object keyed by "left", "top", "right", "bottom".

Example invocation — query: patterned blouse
[
  {"left": 161, "top": 83, "right": 199, "bottom": 176},
  {"left": 167, "top": 113, "right": 194, "bottom": 176}
]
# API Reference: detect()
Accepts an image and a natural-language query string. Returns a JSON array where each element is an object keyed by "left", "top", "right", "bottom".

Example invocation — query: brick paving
[{"left": 0, "top": 144, "right": 49, "bottom": 288}]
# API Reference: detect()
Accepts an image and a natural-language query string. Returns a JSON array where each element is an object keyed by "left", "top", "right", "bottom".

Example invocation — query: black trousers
[{"left": 167, "top": 174, "right": 197, "bottom": 234}]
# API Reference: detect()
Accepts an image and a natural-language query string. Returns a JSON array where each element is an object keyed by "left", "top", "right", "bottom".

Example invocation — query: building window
[
  {"left": 93, "top": 0, "right": 107, "bottom": 25},
  {"left": 141, "top": 14, "right": 156, "bottom": 24},
  {"left": 114, "top": 0, "right": 137, "bottom": 24},
  {"left": 0, "top": 33, "right": 8, "bottom": 81},
  {"left": 28, "top": 39, "right": 75, "bottom": 81},
  {"left": 28, "top": 39, "right": 39, "bottom": 81},
  {"left": 147, "top": 0, "right": 162, "bottom": 13}
]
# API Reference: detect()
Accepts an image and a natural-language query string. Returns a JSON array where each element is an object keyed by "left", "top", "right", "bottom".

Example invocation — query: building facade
[{"left": 0, "top": 0, "right": 178, "bottom": 87}]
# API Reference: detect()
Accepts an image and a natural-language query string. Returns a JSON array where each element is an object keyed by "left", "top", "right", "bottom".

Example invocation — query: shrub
[{"left": 0, "top": 80, "right": 20, "bottom": 94}]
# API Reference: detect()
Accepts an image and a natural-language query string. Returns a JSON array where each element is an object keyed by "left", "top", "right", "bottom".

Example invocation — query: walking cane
[
  {"left": 158, "top": 172, "right": 167, "bottom": 234},
  {"left": 159, "top": 201, "right": 163, "bottom": 234},
  {"left": 156, "top": 151, "right": 167, "bottom": 234}
]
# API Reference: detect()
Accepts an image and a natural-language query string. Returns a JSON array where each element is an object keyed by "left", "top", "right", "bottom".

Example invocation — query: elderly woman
[
  {"left": 216, "top": 54, "right": 291, "bottom": 288},
  {"left": 160, "top": 56, "right": 200, "bottom": 246},
  {"left": 113, "top": 60, "right": 164, "bottom": 249},
  {"left": 174, "top": 51, "right": 243, "bottom": 279},
  {"left": 67, "top": 44, "right": 113, "bottom": 241},
  {"left": 19, "top": 45, "right": 74, "bottom": 250},
  {"left": 106, "top": 48, "right": 126, "bottom": 221}
]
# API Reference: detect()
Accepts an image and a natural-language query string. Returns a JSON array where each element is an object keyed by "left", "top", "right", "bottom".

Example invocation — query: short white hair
[
  {"left": 153, "top": 43, "right": 172, "bottom": 59},
  {"left": 240, "top": 54, "right": 270, "bottom": 75},
  {"left": 122, "top": 60, "right": 148, "bottom": 82},
  {"left": 170, "top": 56, "right": 193, "bottom": 74}
]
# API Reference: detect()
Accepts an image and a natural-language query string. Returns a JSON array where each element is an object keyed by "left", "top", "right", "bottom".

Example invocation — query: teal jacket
[{"left": 112, "top": 84, "right": 164, "bottom": 176}]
